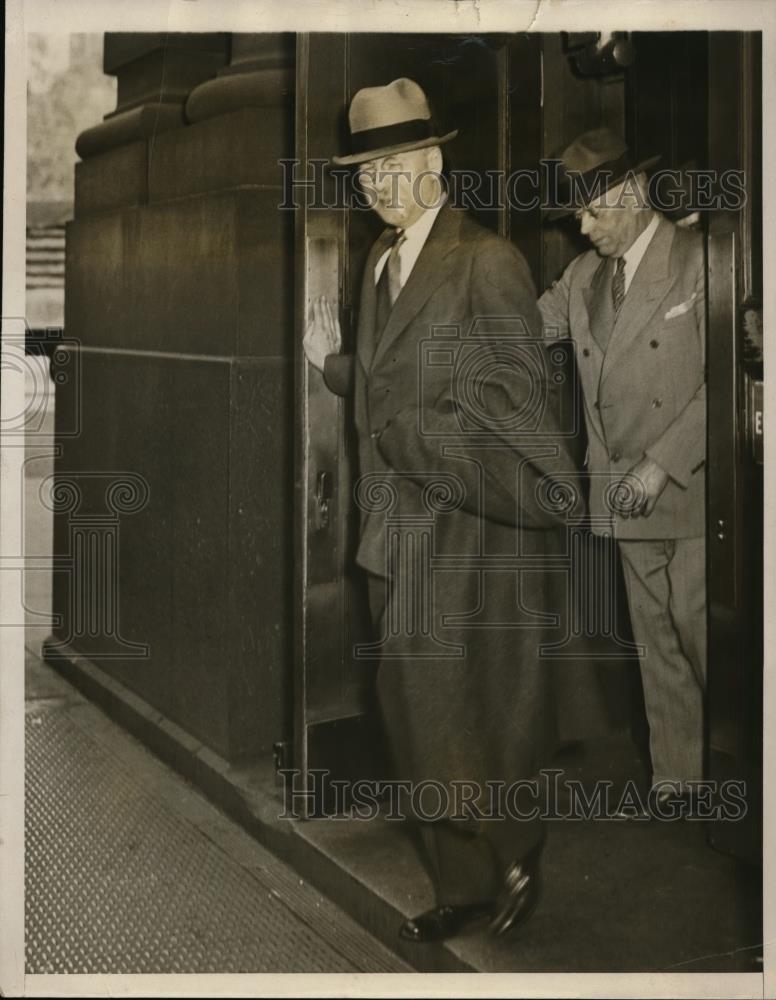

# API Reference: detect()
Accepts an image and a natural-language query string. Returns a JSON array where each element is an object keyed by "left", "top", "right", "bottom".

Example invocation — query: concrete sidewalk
[{"left": 25, "top": 648, "right": 410, "bottom": 974}]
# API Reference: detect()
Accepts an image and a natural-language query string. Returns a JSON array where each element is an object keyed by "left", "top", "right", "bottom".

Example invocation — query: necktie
[
  {"left": 386, "top": 229, "right": 406, "bottom": 306},
  {"left": 612, "top": 255, "right": 626, "bottom": 314},
  {"left": 375, "top": 229, "right": 405, "bottom": 337}
]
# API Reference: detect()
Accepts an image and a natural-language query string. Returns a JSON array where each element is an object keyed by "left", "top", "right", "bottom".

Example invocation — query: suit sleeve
[
  {"left": 537, "top": 257, "right": 577, "bottom": 341},
  {"left": 322, "top": 353, "right": 355, "bottom": 397},
  {"left": 645, "top": 260, "right": 706, "bottom": 487},
  {"left": 376, "top": 239, "right": 584, "bottom": 529}
]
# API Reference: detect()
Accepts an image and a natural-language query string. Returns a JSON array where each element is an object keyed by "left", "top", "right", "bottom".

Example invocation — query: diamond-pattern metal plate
[{"left": 25, "top": 708, "right": 407, "bottom": 973}]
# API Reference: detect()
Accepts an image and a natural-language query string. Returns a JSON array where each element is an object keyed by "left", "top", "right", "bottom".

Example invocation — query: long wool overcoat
[{"left": 324, "top": 203, "right": 612, "bottom": 818}]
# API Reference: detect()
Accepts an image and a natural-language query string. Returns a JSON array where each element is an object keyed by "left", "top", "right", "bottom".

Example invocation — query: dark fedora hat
[
  {"left": 545, "top": 127, "right": 660, "bottom": 221},
  {"left": 332, "top": 78, "right": 457, "bottom": 166}
]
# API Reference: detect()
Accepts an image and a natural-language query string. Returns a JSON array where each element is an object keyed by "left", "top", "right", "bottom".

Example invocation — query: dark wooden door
[{"left": 705, "top": 33, "right": 763, "bottom": 865}]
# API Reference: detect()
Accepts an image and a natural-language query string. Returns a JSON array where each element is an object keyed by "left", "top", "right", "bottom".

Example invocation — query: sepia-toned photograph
[{"left": 2, "top": 1, "right": 772, "bottom": 996}]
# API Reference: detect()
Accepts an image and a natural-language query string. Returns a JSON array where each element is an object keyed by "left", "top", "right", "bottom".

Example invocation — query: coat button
[
  {"left": 650, "top": 339, "right": 660, "bottom": 349},
  {"left": 594, "top": 400, "right": 600, "bottom": 409},
  {"left": 651, "top": 397, "right": 663, "bottom": 408},
  {"left": 610, "top": 449, "right": 622, "bottom": 462},
  {"left": 582, "top": 348, "right": 590, "bottom": 357}
]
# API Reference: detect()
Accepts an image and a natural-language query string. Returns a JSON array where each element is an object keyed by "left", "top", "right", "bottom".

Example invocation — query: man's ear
[{"left": 425, "top": 145, "right": 443, "bottom": 173}]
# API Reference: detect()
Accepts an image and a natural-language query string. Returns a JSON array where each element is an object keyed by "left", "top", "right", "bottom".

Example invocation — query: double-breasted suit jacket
[
  {"left": 539, "top": 214, "right": 707, "bottom": 787},
  {"left": 324, "top": 203, "right": 611, "bottom": 842},
  {"left": 538, "top": 216, "right": 706, "bottom": 539}
]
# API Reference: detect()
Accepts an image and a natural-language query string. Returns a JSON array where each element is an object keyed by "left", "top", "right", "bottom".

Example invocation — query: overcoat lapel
[
  {"left": 600, "top": 217, "right": 677, "bottom": 387},
  {"left": 369, "top": 203, "right": 461, "bottom": 372}
]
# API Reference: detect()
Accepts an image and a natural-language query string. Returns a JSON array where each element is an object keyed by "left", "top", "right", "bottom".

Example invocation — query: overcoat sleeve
[
  {"left": 322, "top": 353, "right": 355, "bottom": 397},
  {"left": 644, "top": 260, "right": 707, "bottom": 487},
  {"left": 377, "top": 239, "right": 584, "bottom": 529}
]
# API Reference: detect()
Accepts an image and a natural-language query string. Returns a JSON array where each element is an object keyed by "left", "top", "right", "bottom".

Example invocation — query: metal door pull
[{"left": 314, "top": 471, "right": 332, "bottom": 530}]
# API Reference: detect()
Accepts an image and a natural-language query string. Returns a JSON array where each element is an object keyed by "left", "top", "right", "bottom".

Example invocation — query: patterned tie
[
  {"left": 387, "top": 229, "right": 406, "bottom": 306},
  {"left": 612, "top": 255, "right": 626, "bottom": 315}
]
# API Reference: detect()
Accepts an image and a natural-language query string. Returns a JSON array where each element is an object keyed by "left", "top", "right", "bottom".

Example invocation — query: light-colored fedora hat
[
  {"left": 545, "top": 127, "right": 661, "bottom": 221},
  {"left": 332, "top": 77, "right": 458, "bottom": 166}
]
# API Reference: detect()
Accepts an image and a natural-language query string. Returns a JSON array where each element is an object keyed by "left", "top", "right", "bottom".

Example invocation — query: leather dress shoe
[
  {"left": 650, "top": 788, "right": 706, "bottom": 820},
  {"left": 615, "top": 787, "right": 702, "bottom": 821},
  {"left": 489, "top": 842, "right": 542, "bottom": 937},
  {"left": 613, "top": 799, "right": 651, "bottom": 820},
  {"left": 399, "top": 901, "right": 492, "bottom": 943}
]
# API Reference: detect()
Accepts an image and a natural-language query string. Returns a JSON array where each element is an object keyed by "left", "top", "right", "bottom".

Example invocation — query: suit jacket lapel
[
  {"left": 600, "top": 216, "right": 677, "bottom": 387},
  {"left": 369, "top": 203, "right": 461, "bottom": 372},
  {"left": 356, "top": 228, "right": 395, "bottom": 373}
]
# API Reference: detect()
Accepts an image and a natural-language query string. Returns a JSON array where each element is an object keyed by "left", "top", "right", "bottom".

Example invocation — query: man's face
[
  {"left": 575, "top": 175, "right": 648, "bottom": 258},
  {"left": 356, "top": 147, "right": 441, "bottom": 228}
]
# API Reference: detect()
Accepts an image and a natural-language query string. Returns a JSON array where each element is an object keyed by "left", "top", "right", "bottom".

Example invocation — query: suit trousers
[
  {"left": 367, "top": 572, "right": 543, "bottom": 906},
  {"left": 617, "top": 537, "right": 707, "bottom": 787}
]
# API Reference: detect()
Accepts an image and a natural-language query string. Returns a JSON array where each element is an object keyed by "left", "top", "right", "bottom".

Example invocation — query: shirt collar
[
  {"left": 397, "top": 194, "right": 446, "bottom": 246},
  {"left": 621, "top": 211, "right": 660, "bottom": 270}
]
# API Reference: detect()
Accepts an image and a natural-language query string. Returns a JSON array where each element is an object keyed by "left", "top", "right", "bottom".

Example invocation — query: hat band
[
  {"left": 350, "top": 117, "right": 434, "bottom": 156},
  {"left": 559, "top": 150, "right": 636, "bottom": 203}
]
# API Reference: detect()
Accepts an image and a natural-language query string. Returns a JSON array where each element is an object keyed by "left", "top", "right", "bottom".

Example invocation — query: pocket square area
[{"left": 664, "top": 294, "right": 697, "bottom": 320}]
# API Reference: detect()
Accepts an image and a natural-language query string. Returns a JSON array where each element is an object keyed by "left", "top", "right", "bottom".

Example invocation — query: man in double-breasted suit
[
  {"left": 538, "top": 129, "right": 706, "bottom": 799},
  {"left": 304, "top": 80, "right": 611, "bottom": 943}
]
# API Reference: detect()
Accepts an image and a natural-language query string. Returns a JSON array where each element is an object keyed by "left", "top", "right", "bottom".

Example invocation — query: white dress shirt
[
  {"left": 620, "top": 211, "right": 660, "bottom": 292},
  {"left": 374, "top": 197, "right": 446, "bottom": 288}
]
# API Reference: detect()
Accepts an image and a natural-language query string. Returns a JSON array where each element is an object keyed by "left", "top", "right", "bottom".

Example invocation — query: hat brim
[
  {"left": 332, "top": 129, "right": 458, "bottom": 166},
  {"left": 543, "top": 154, "right": 662, "bottom": 222}
]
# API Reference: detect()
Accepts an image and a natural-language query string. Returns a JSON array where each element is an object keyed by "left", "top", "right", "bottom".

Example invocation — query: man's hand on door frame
[{"left": 303, "top": 295, "right": 342, "bottom": 371}]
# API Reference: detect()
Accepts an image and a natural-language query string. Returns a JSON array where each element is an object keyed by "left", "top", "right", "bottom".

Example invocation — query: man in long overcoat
[
  {"left": 539, "top": 128, "right": 707, "bottom": 799},
  {"left": 304, "top": 79, "right": 610, "bottom": 942}
]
